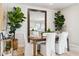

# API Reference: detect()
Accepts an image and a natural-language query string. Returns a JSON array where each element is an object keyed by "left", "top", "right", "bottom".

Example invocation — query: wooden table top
[{"left": 29, "top": 36, "right": 46, "bottom": 41}]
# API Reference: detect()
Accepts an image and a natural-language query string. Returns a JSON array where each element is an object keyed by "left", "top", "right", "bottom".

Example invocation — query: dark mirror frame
[{"left": 27, "top": 8, "right": 47, "bottom": 42}]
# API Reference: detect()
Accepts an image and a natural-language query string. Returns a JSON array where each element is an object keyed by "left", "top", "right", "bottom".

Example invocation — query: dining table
[
  {"left": 29, "top": 36, "right": 46, "bottom": 56},
  {"left": 29, "top": 35, "right": 70, "bottom": 56}
]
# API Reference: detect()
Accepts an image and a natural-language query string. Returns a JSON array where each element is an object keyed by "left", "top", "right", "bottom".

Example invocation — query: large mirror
[{"left": 27, "top": 9, "right": 47, "bottom": 42}]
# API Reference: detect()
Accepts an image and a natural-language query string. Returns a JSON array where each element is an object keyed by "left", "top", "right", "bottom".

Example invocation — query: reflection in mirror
[
  {"left": 30, "top": 11, "right": 45, "bottom": 37},
  {"left": 28, "top": 9, "right": 47, "bottom": 42}
]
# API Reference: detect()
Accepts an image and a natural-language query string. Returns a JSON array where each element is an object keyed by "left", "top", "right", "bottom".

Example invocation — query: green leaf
[
  {"left": 54, "top": 11, "right": 65, "bottom": 31},
  {"left": 7, "top": 7, "right": 26, "bottom": 35}
]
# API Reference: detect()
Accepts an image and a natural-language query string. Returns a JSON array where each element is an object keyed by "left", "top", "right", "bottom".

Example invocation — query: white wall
[
  {"left": 62, "top": 4, "right": 79, "bottom": 52},
  {"left": 3, "top": 3, "right": 55, "bottom": 56}
]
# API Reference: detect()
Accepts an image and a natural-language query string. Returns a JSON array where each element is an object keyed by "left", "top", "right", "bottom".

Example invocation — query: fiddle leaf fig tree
[
  {"left": 8, "top": 7, "right": 26, "bottom": 38},
  {"left": 54, "top": 11, "right": 65, "bottom": 31}
]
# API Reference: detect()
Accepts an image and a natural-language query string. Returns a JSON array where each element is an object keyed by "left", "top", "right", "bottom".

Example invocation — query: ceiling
[{"left": 26, "top": 3, "right": 75, "bottom": 10}]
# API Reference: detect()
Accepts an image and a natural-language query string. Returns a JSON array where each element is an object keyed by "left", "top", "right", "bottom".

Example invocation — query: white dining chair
[
  {"left": 0, "top": 31, "right": 6, "bottom": 56},
  {"left": 55, "top": 32, "right": 68, "bottom": 54},
  {"left": 0, "top": 31, "right": 12, "bottom": 56},
  {"left": 40, "top": 33, "right": 56, "bottom": 56}
]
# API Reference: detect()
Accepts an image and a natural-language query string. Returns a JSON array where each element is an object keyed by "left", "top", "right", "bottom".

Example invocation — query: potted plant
[
  {"left": 41, "top": 28, "right": 52, "bottom": 37},
  {"left": 47, "top": 28, "right": 51, "bottom": 32},
  {"left": 32, "top": 28, "right": 34, "bottom": 31},
  {"left": 8, "top": 7, "right": 26, "bottom": 39},
  {"left": 7, "top": 7, "right": 26, "bottom": 49},
  {"left": 31, "top": 28, "right": 35, "bottom": 35},
  {"left": 54, "top": 11, "right": 65, "bottom": 33}
]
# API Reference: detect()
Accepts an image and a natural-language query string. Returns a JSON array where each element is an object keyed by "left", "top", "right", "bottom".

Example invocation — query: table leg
[
  {"left": 33, "top": 41, "right": 36, "bottom": 56},
  {"left": 67, "top": 38, "right": 70, "bottom": 51}
]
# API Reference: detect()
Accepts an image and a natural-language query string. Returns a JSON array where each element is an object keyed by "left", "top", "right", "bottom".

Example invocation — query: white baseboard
[{"left": 70, "top": 43, "right": 79, "bottom": 52}]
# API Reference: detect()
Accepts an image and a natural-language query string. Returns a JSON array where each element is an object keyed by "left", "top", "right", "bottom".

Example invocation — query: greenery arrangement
[
  {"left": 32, "top": 29, "right": 34, "bottom": 31},
  {"left": 7, "top": 7, "right": 26, "bottom": 38},
  {"left": 47, "top": 28, "right": 51, "bottom": 32},
  {"left": 54, "top": 11, "right": 65, "bottom": 31}
]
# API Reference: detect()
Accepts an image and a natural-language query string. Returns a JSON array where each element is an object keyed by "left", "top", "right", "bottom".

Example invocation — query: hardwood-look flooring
[{"left": 37, "top": 51, "right": 79, "bottom": 56}]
